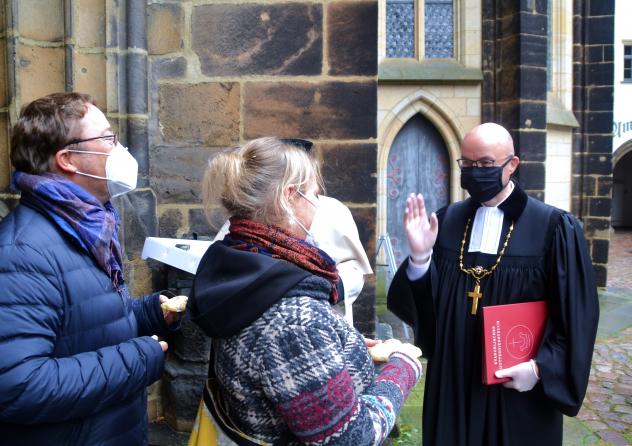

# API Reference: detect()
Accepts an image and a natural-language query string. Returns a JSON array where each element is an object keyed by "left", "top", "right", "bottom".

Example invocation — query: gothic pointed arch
[{"left": 377, "top": 90, "right": 472, "bottom": 245}]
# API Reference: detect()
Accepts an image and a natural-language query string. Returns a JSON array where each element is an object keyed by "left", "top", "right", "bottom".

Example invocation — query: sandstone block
[
  {"left": 158, "top": 82, "right": 240, "bottom": 146},
  {"left": 327, "top": 2, "right": 377, "bottom": 76},
  {"left": 591, "top": 238, "right": 609, "bottom": 264},
  {"left": 148, "top": 3, "right": 184, "bottom": 55},
  {"left": 589, "top": 197, "right": 612, "bottom": 217},
  {"left": 18, "top": 0, "right": 64, "bottom": 41},
  {"left": 518, "top": 162, "right": 545, "bottom": 191},
  {"left": 0, "top": 197, "right": 19, "bottom": 221},
  {"left": 159, "top": 208, "right": 184, "bottom": 238},
  {"left": 150, "top": 145, "right": 221, "bottom": 204},
  {"left": 117, "top": 189, "right": 157, "bottom": 257},
  {"left": 74, "top": 52, "right": 106, "bottom": 109},
  {"left": 123, "top": 257, "right": 155, "bottom": 299},
  {"left": 162, "top": 359, "right": 208, "bottom": 432},
  {"left": 188, "top": 207, "right": 220, "bottom": 240},
  {"left": 127, "top": 117, "right": 149, "bottom": 187},
  {"left": 319, "top": 143, "right": 377, "bottom": 203},
  {"left": 244, "top": 81, "right": 377, "bottom": 139},
  {"left": 354, "top": 277, "right": 376, "bottom": 337},
  {"left": 192, "top": 3, "right": 322, "bottom": 76},
  {"left": 0, "top": 39, "right": 7, "bottom": 108},
  {"left": 75, "top": 0, "right": 106, "bottom": 48},
  {"left": 170, "top": 319, "right": 212, "bottom": 364},
  {"left": 151, "top": 56, "right": 187, "bottom": 80},
  {"left": 348, "top": 206, "right": 376, "bottom": 264},
  {"left": 584, "top": 154, "right": 612, "bottom": 175},
  {"left": 0, "top": 113, "right": 9, "bottom": 191},
  {"left": 597, "top": 176, "right": 612, "bottom": 196},
  {"left": 18, "top": 45, "right": 65, "bottom": 104}
]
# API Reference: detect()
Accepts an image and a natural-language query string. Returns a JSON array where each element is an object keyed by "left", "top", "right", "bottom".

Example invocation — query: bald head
[
  {"left": 459, "top": 123, "right": 520, "bottom": 205},
  {"left": 461, "top": 123, "right": 514, "bottom": 159}
]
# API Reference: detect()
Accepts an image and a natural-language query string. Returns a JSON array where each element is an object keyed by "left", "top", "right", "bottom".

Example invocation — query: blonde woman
[
  {"left": 211, "top": 138, "right": 372, "bottom": 326},
  {"left": 188, "top": 137, "right": 421, "bottom": 445}
]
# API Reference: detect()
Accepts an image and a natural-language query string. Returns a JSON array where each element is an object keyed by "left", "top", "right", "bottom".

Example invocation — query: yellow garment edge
[{"left": 188, "top": 400, "right": 223, "bottom": 446}]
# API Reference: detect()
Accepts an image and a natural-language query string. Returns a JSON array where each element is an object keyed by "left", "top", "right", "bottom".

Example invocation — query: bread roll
[{"left": 160, "top": 295, "right": 188, "bottom": 312}]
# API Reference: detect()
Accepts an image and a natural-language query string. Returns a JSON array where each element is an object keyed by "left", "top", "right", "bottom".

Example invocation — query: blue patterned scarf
[{"left": 12, "top": 171, "right": 124, "bottom": 291}]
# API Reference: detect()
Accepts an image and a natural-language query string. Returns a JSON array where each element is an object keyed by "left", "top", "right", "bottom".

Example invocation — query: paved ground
[
  {"left": 564, "top": 288, "right": 632, "bottom": 446},
  {"left": 607, "top": 229, "right": 632, "bottom": 289},
  {"left": 562, "top": 229, "right": 632, "bottom": 446}
]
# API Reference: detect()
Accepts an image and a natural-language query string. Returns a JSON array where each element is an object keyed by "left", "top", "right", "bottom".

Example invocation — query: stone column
[
  {"left": 571, "top": 0, "right": 615, "bottom": 287},
  {"left": 482, "top": 0, "right": 548, "bottom": 200}
]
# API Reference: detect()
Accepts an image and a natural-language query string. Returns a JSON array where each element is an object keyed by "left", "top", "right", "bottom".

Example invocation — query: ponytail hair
[{"left": 202, "top": 137, "right": 323, "bottom": 228}]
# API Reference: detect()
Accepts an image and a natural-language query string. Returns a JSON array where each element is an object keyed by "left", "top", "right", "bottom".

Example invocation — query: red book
[{"left": 482, "top": 300, "right": 548, "bottom": 385}]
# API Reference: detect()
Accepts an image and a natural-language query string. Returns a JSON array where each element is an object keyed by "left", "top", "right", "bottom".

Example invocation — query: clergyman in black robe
[{"left": 387, "top": 123, "right": 599, "bottom": 446}]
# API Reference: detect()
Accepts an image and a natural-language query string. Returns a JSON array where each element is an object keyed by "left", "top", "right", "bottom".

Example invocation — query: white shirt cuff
[{"left": 406, "top": 254, "right": 431, "bottom": 281}]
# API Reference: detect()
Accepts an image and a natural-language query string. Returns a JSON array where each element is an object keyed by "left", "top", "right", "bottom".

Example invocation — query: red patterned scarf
[{"left": 225, "top": 217, "right": 340, "bottom": 304}]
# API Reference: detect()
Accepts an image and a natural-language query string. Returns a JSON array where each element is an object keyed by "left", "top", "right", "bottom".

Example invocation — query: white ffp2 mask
[{"left": 70, "top": 144, "right": 138, "bottom": 198}]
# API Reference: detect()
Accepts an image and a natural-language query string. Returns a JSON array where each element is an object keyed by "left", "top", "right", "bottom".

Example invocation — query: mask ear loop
[
  {"left": 291, "top": 214, "right": 312, "bottom": 237},
  {"left": 296, "top": 190, "right": 319, "bottom": 209},
  {"left": 500, "top": 155, "right": 516, "bottom": 189},
  {"left": 286, "top": 188, "right": 315, "bottom": 239}
]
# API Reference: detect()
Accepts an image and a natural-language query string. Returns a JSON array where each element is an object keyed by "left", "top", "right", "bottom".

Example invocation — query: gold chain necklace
[{"left": 459, "top": 217, "right": 515, "bottom": 315}]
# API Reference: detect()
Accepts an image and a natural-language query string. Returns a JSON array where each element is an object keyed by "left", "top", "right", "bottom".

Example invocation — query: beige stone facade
[
  {"left": 545, "top": 127, "right": 573, "bottom": 211},
  {"left": 544, "top": 0, "right": 576, "bottom": 212}
]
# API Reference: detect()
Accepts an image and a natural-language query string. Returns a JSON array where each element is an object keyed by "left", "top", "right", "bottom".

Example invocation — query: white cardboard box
[{"left": 141, "top": 237, "right": 213, "bottom": 274}]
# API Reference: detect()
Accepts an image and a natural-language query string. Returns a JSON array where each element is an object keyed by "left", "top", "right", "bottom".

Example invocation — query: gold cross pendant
[{"left": 467, "top": 282, "right": 483, "bottom": 315}]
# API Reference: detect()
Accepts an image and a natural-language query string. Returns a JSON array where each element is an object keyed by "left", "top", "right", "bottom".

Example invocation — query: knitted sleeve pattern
[{"left": 258, "top": 297, "right": 421, "bottom": 445}]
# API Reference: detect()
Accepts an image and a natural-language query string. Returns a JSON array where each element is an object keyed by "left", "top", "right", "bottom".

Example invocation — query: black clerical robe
[{"left": 388, "top": 184, "right": 599, "bottom": 446}]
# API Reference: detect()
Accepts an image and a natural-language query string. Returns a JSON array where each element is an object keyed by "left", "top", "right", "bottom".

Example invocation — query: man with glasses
[
  {"left": 388, "top": 122, "right": 598, "bottom": 446},
  {"left": 0, "top": 93, "right": 180, "bottom": 445}
]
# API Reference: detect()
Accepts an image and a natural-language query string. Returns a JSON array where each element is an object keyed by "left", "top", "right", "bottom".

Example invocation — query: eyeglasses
[
  {"left": 280, "top": 138, "right": 314, "bottom": 152},
  {"left": 62, "top": 133, "right": 118, "bottom": 148},
  {"left": 456, "top": 155, "right": 514, "bottom": 169}
]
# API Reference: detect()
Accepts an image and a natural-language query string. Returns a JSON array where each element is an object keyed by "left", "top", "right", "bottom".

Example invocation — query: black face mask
[{"left": 460, "top": 166, "right": 507, "bottom": 203}]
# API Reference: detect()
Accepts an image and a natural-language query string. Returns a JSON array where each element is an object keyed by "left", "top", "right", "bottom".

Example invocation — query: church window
[
  {"left": 386, "top": 0, "right": 415, "bottom": 58},
  {"left": 386, "top": 0, "right": 454, "bottom": 59},
  {"left": 625, "top": 45, "right": 632, "bottom": 81},
  {"left": 424, "top": 0, "right": 454, "bottom": 58}
]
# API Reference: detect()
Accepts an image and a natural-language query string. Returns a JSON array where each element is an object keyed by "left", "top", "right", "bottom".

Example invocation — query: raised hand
[{"left": 404, "top": 193, "right": 438, "bottom": 263}]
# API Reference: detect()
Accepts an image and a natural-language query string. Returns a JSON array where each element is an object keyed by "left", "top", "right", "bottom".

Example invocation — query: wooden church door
[{"left": 386, "top": 114, "right": 450, "bottom": 265}]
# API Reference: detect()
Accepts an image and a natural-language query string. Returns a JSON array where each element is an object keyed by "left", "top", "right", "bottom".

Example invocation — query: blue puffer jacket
[{"left": 0, "top": 203, "right": 168, "bottom": 445}]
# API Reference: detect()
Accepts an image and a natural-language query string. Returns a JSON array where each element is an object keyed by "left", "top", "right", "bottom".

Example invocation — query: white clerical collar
[{"left": 468, "top": 182, "right": 514, "bottom": 254}]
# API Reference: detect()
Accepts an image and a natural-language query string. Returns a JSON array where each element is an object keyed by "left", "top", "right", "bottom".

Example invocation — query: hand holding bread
[
  {"left": 160, "top": 294, "right": 188, "bottom": 313},
  {"left": 368, "top": 338, "right": 422, "bottom": 363}
]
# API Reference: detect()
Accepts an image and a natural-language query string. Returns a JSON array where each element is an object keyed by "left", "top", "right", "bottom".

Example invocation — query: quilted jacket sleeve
[
  {"left": 130, "top": 292, "right": 174, "bottom": 337},
  {"left": 0, "top": 243, "right": 165, "bottom": 424}
]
